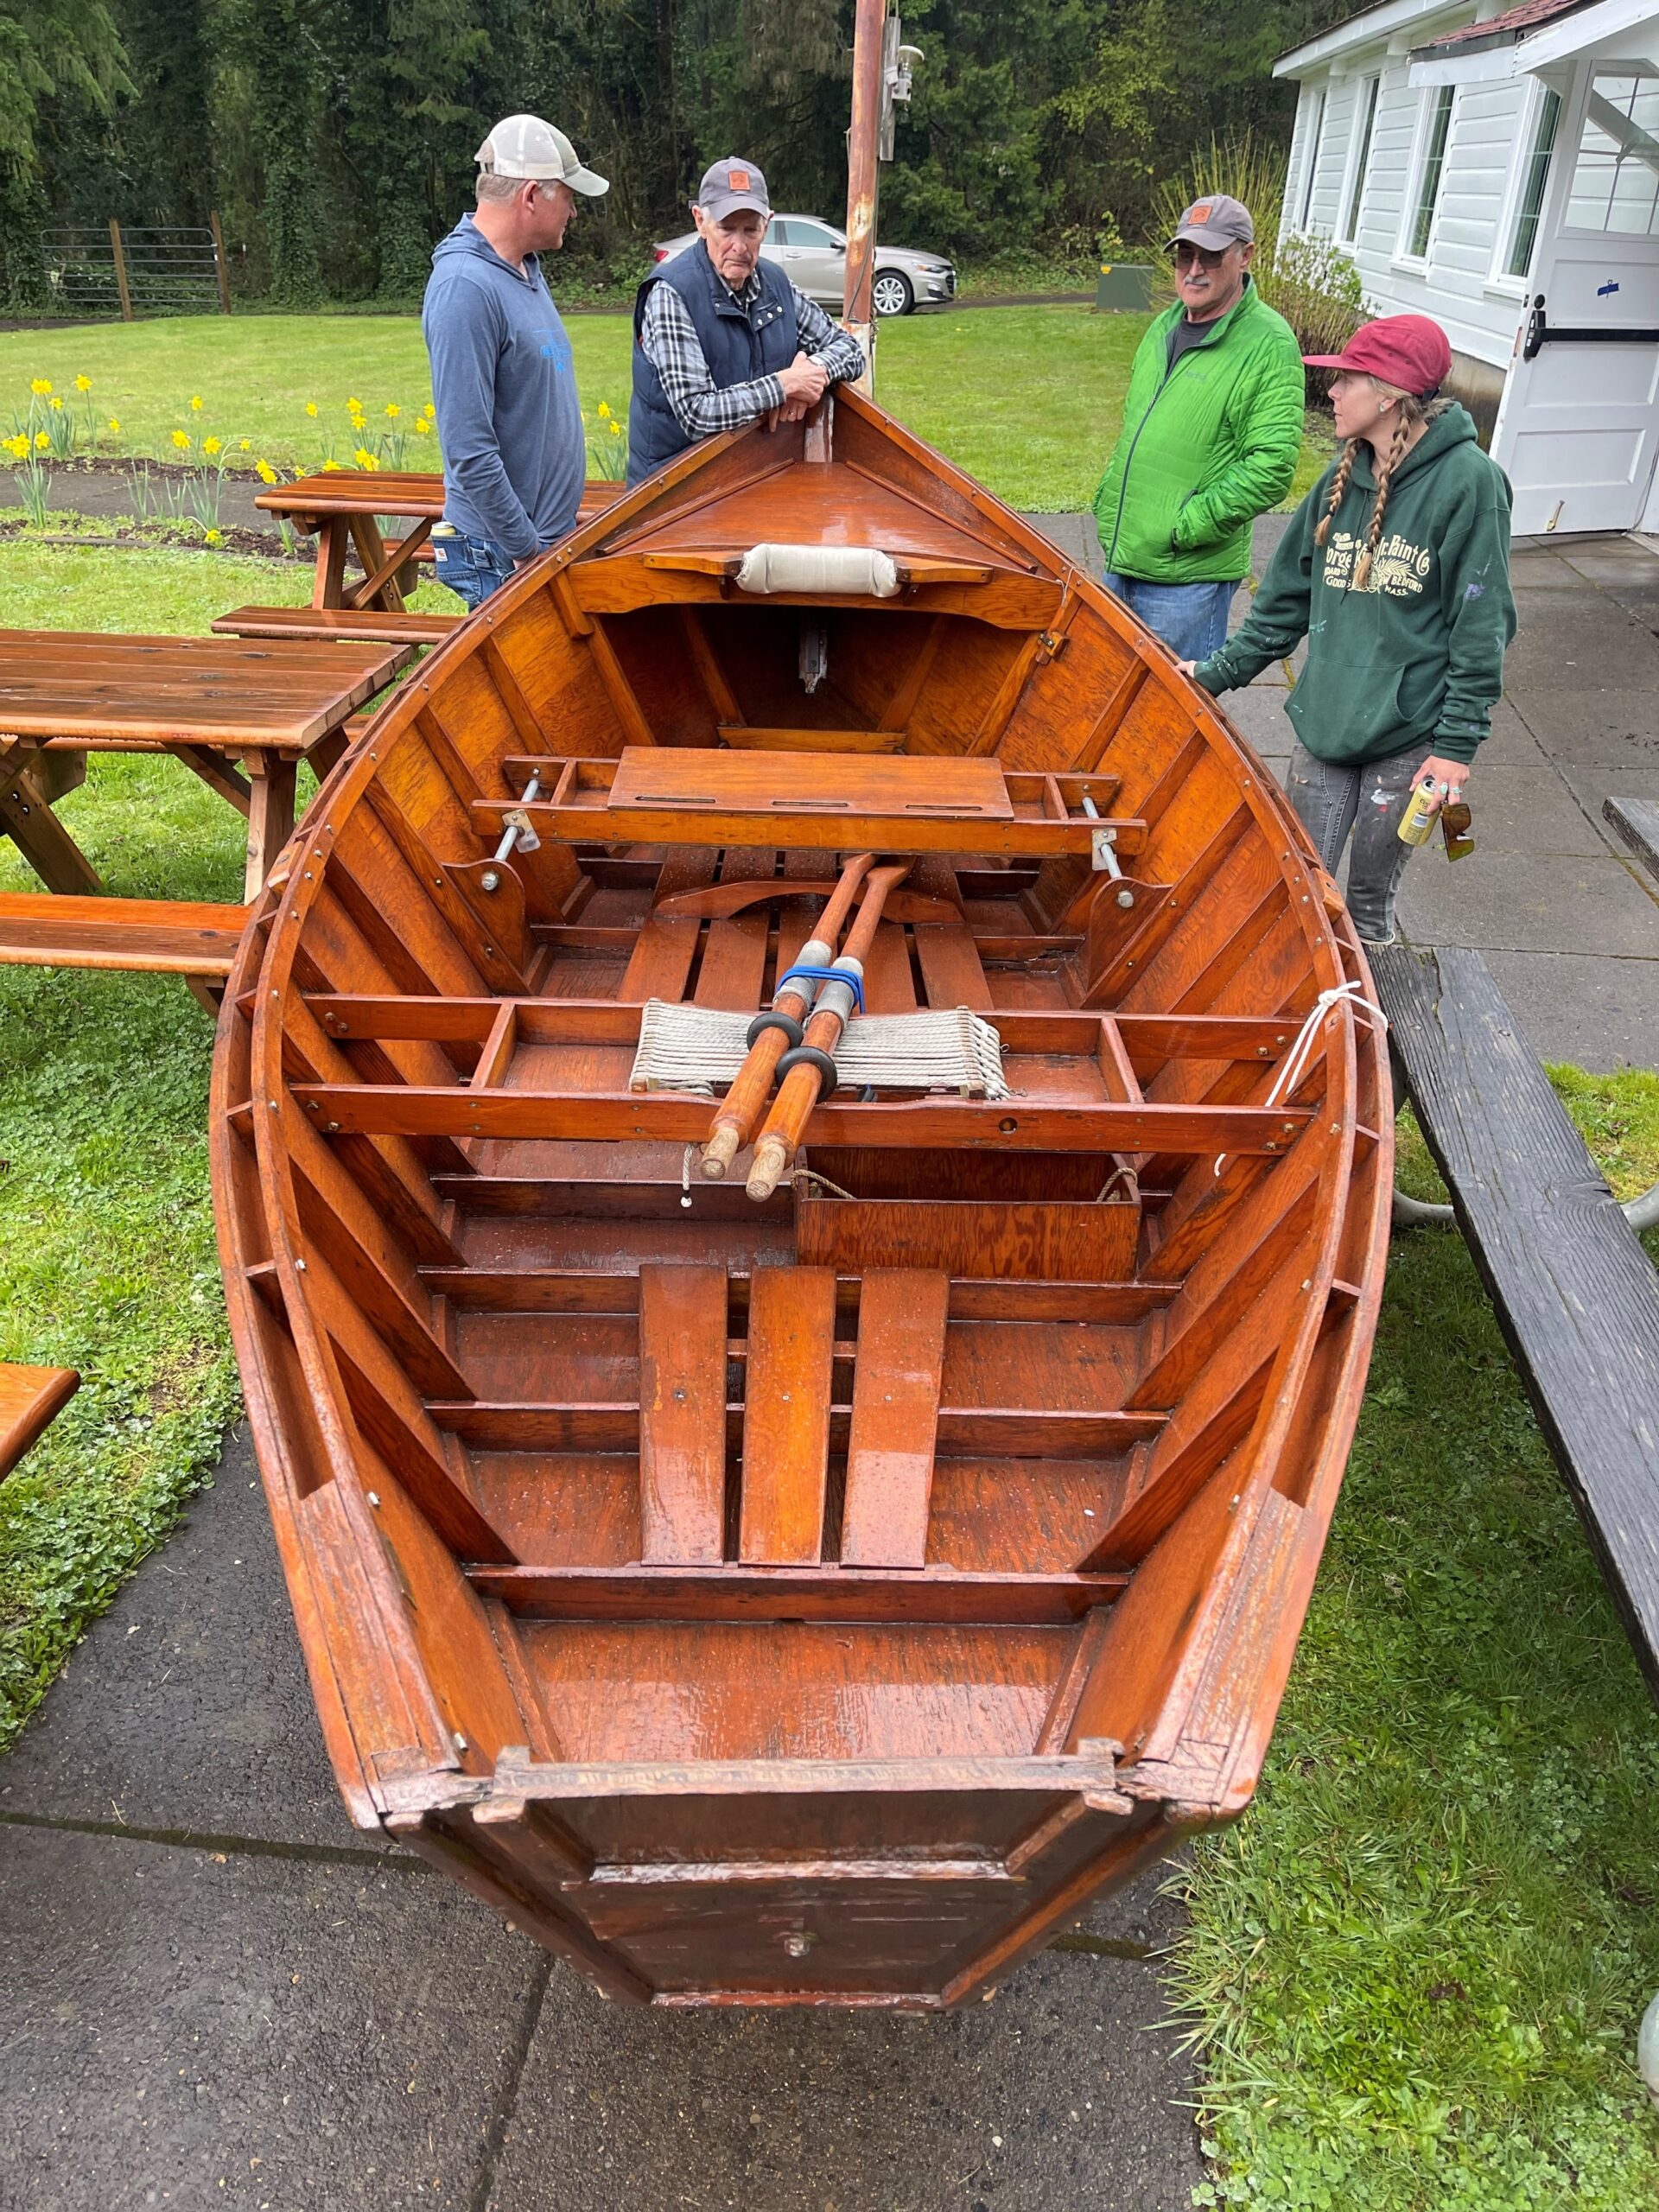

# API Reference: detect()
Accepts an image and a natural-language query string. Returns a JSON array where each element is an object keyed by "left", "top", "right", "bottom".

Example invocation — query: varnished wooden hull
[{"left": 211, "top": 389, "right": 1392, "bottom": 2007}]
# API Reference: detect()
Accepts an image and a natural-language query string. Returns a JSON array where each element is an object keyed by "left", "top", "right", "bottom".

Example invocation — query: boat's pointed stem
[
  {"left": 700, "top": 852, "right": 876, "bottom": 1181},
  {"left": 745, "top": 861, "right": 912, "bottom": 1202}
]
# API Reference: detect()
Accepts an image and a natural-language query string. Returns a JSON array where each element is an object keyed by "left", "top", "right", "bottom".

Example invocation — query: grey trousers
[{"left": 1282, "top": 741, "right": 1430, "bottom": 944}]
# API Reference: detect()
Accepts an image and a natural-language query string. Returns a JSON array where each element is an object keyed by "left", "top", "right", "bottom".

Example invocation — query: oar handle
[
  {"left": 699, "top": 851, "right": 876, "bottom": 1181},
  {"left": 743, "top": 861, "right": 911, "bottom": 1200}
]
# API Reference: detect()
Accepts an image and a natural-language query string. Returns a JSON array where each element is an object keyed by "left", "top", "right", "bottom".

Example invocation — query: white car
[{"left": 649, "top": 216, "right": 956, "bottom": 316}]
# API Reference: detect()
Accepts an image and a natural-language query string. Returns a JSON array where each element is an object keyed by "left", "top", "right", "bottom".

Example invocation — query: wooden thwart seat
[
  {"left": 0, "top": 891, "right": 251, "bottom": 976},
  {"left": 478, "top": 749, "right": 1140, "bottom": 861},
  {"left": 0, "top": 1363, "right": 79, "bottom": 1479}
]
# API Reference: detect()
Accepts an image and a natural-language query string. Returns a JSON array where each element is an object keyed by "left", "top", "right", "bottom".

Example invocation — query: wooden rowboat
[{"left": 211, "top": 386, "right": 1393, "bottom": 2008}]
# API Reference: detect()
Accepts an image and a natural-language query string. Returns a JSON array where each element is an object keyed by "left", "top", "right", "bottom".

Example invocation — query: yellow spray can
[{"left": 1397, "top": 774, "right": 1440, "bottom": 848}]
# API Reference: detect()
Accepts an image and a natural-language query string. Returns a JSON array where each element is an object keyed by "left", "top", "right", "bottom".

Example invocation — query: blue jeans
[
  {"left": 1103, "top": 573, "right": 1238, "bottom": 662},
  {"left": 432, "top": 530, "right": 517, "bottom": 612}
]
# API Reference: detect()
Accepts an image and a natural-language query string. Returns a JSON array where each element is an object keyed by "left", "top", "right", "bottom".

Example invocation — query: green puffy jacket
[{"left": 1092, "top": 280, "right": 1306, "bottom": 585}]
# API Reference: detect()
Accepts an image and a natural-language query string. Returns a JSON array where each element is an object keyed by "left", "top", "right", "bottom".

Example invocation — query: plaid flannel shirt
[{"left": 639, "top": 270, "right": 865, "bottom": 441}]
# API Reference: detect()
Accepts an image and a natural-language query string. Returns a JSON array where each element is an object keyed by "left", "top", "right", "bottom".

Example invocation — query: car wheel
[{"left": 872, "top": 270, "right": 913, "bottom": 317}]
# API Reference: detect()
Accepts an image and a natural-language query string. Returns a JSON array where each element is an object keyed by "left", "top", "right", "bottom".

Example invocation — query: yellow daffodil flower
[
  {"left": 29, "top": 378, "right": 51, "bottom": 396},
  {"left": 107, "top": 416, "right": 120, "bottom": 433},
  {"left": 596, "top": 401, "right": 611, "bottom": 419},
  {"left": 353, "top": 447, "right": 378, "bottom": 471},
  {"left": 172, "top": 429, "right": 191, "bottom": 449},
  {"left": 238, "top": 437, "right": 251, "bottom": 451},
  {"left": 3, "top": 435, "right": 27, "bottom": 460},
  {"left": 75, "top": 374, "right": 92, "bottom": 392},
  {"left": 609, "top": 419, "right": 623, "bottom": 437},
  {"left": 34, "top": 430, "right": 49, "bottom": 449},
  {"left": 204, "top": 529, "right": 223, "bottom": 545},
  {"left": 189, "top": 394, "right": 203, "bottom": 410},
  {"left": 304, "top": 402, "right": 319, "bottom": 418},
  {"left": 321, "top": 458, "right": 341, "bottom": 472},
  {"left": 412, "top": 418, "right": 430, "bottom": 435},
  {"left": 202, "top": 435, "right": 222, "bottom": 455},
  {"left": 385, "top": 402, "right": 401, "bottom": 418},
  {"left": 256, "top": 460, "right": 278, "bottom": 484},
  {"left": 48, "top": 396, "right": 62, "bottom": 411}
]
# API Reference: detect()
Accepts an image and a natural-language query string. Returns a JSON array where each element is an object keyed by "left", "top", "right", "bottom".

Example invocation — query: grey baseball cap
[
  {"left": 1168, "top": 194, "right": 1254, "bottom": 251},
  {"left": 475, "top": 114, "right": 608, "bottom": 196},
  {"left": 697, "top": 156, "right": 770, "bottom": 219}
]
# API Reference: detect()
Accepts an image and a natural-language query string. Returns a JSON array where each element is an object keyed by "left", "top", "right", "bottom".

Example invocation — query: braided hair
[{"left": 1313, "top": 380, "right": 1454, "bottom": 589}]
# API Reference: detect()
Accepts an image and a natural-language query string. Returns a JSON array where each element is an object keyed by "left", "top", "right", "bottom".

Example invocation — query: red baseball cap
[{"left": 1303, "top": 314, "right": 1452, "bottom": 397}]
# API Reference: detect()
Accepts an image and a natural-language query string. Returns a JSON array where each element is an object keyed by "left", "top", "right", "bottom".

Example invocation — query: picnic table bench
[
  {"left": 0, "top": 1362, "right": 79, "bottom": 1480},
  {"left": 1372, "top": 942, "right": 1659, "bottom": 1703},
  {"left": 214, "top": 470, "right": 622, "bottom": 647},
  {"left": 0, "top": 629, "right": 410, "bottom": 899}
]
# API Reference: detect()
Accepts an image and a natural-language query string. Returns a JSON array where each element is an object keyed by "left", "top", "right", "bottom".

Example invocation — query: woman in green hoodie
[{"left": 1181, "top": 315, "right": 1516, "bottom": 945}]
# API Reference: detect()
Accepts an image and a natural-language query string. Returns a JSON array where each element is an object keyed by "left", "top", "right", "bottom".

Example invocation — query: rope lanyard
[{"left": 1215, "top": 979, "right": 1388, "bottom": 1178}]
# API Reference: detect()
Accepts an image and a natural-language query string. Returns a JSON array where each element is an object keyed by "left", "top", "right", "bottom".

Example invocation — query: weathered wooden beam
[{"left": 1372, "top": 942, "right": 1659, "bottom": 1703}]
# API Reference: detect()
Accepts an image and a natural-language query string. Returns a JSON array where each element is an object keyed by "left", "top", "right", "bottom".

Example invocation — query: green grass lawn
[
  {"left": 0, "top": 306, "right": 1330, "bottom": 515},
  {"left": 1, "top": 528, "right": 1655, "bottom": 2207}
]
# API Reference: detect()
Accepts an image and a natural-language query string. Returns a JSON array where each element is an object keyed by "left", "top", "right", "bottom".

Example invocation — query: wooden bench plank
[
  {"left": 1604, "top": 796, "right": 1659, "bottom": 886},
  {"left": 739, "top": 1267, "right": 837, "bottom": 1565},
  {"left": 0, "top": 890, "right": 250, "bottom": 976},
  {"left": 0, "top": 1363, "right": 79, "bottom": 1479},
  {"left": 1372, "top": 943, "right": 1659, "bottom": 1700},
  {"left": 213, "top": 606, "right": 461, "bottom": 647},
  {"left": 841, "top": 1271, "right": 950, "bottom": 1567},
  {"left": 639, "top": 1264, "right": 728, "bottom": 1566}
]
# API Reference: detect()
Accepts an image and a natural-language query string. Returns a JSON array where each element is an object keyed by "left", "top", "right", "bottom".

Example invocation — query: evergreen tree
[{"left": 0, "top": 0, "right": 133, "bottom": 304}]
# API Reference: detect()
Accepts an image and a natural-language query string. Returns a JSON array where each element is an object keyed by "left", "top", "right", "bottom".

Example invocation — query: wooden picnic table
[
  {"left": 237, "top": 470, "right": 621, "bottom": 644},
  {"left": 0, "top": 630, "right": 411, "bottom": 899}
]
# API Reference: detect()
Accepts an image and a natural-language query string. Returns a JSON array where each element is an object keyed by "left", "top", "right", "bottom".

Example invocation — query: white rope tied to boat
[
  {"left": 734, "top": 544, "right": 900, "bottom": 597},
  {"left": 629, "top": 999, "right": 1007, "bottom": 1098},
  {"left": 1214, "top": 979, "right": 1388, "bottom": 1177}
]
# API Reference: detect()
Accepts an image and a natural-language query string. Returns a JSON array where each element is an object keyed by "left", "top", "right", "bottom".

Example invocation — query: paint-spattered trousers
[{"left": 1281, "top": 741, "right": 1433, "bottom": 944}]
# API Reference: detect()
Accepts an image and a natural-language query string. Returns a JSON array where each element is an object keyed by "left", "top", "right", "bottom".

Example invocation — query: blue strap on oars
[{"left": 775, "top": 963, "right": 865, "bottom": 1013}]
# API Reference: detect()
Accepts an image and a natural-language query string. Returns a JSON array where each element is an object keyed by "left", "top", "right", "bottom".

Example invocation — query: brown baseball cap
[{"left": 1168, "top": 194, "right": 1254, "bottom": 251}]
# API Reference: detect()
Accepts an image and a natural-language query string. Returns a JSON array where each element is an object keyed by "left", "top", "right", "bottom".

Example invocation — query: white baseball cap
[{"left": 475, "top": 114, "right": 608, "bottom": 196}]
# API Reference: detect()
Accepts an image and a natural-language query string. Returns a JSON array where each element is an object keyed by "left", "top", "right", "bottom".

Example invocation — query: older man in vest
[{"left": 628, "top": 157, "right": 865, "bottom": 486}]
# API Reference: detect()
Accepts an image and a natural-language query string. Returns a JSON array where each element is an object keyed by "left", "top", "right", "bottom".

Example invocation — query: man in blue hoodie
[{"left": 423, "top": 114, "right": 608, "bottom": 610}]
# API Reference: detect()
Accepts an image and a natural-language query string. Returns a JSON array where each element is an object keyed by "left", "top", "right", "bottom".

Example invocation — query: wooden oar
[
  {"left": 745, "top": 860, "right": 912, "bottom": 1202},
  {"left": 699, "top": 850, "right": 876, "bottom": 1182}
]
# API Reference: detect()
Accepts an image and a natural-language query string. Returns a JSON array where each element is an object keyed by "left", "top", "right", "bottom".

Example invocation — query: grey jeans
[{"left": 1282, "top": 741, "right": 1430, "bottom": 944}]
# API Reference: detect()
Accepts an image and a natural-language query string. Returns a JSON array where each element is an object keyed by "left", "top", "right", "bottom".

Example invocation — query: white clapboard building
[{"left": 1276, "top": 0, "right": 1659, "bottom": 534}]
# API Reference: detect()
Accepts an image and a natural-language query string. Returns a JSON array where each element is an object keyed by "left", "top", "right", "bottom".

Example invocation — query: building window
[
  {"left": 1408, "top": 85, "right": 1455, "bottom": 258},
  {"left": 1565, "top": 69, "right": 1659, "bottom": 235},
  {"left": 1342, "top": 76, "right": 1381, "bottom": 244},
  {"left": 1300, "top": 90, "right": 1327, "bottom": 229},
  {"left": 1506, "top": 87, "right": 1562, "bottom": 277}
]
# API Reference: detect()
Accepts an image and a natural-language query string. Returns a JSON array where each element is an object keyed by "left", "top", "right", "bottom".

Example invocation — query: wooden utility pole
[
  {"left": 842, "top": 0, "right": 886, "bottom": 394},
  {"left": 108, "top": 219, "right": 133, "bottom": 322}
]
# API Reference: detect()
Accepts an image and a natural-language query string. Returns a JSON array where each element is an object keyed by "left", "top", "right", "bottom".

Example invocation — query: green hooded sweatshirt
[
  {"left": 1194, "top": 405, "right": 1516, "bottom": 767},
  {"left": 1092, "top": 278, "right": 1306, "bottom": 585}
]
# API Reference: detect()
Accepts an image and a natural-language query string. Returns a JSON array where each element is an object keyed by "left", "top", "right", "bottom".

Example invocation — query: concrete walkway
[{"left": 3, "top": 516, "right": 1656, "bottom": 2212}]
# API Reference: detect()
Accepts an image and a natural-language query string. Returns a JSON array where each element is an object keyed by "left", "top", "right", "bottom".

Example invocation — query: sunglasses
[{"left": 1173, "top": 243, "right": 1235, "bottom": 271}]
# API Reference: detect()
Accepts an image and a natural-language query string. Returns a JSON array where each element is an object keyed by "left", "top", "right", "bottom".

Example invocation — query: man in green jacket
[{"left": 1093, "top": 195, "right": 1305, "bottom": 660}]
